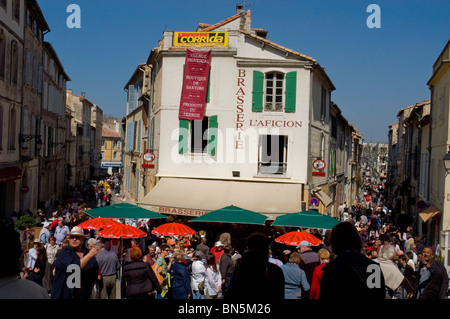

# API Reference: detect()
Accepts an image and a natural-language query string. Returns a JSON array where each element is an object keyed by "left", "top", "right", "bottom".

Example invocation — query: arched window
[
  {"left": 0, "top": 30, "right": 5, "bottom": 78},
  {"left": 22, "top": 107, "right": 29, "bottom": 149},
  {"left": 10, "top": 40, "right": 19, "bottom": 85},
  {"left": 8, "top": 105, "right": 16, "bottom": 149},
  {"left": 25, "top": 49, "right": 31, "bottom": 85},
  {"left": 264, "top": 72, "right": 284, "bottom": 112},
  {"left": 32, "top": 56, "right": 37, "bottom": 90}
]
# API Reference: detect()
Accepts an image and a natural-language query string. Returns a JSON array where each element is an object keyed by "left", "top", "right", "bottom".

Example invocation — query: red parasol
[
  {"left": 275, "top": 230, "right": 323, "bottom": 247},
  {"left": 151, "top": 222, "right": 195, "bottom": 237},
  {"left": 77, "top": 217, "right": 119, "bottom": 230},
  {"left": 98, "top": 223, "right": 147, "bottom": 239}
]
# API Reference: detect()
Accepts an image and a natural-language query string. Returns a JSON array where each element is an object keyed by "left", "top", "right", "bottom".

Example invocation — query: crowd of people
[
  {"left": 1, "top": 175, "right": 449, "bottom": 300},
  {"left": 1, "top": 205, "right": 449, "bottom": 300}
]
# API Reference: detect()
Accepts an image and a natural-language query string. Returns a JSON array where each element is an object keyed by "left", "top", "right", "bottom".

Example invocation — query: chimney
[{"left": 236, "top": 4, "right": 243, "bottom": 14}]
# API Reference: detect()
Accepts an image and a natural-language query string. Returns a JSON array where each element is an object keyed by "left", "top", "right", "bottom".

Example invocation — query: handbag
[
  {"left": 151, "top": 262, "right": 164, "bottom": 285},
  {"left": 198, "top": 280, "right": 205, "bottom": 295}
]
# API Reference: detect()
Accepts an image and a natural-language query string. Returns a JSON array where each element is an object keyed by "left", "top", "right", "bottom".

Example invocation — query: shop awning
[
  {"left": 312, "top": 188, "right": 333, "bottom": 208},
  {"left": 419, "top": 205, "right": 440, "bottom": 223},
  {"left": 0, "top": 166, "right": 22, "bottom": 183},
  {"left": 138, "top": 177, "right": 304, "bottom": 220}
]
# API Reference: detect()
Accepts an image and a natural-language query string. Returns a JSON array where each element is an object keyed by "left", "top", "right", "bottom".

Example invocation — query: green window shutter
[
  {"left": 179, "top": 119, "right": 189, "bottom": 154},
  {"left": 252, "top": 70, "right": 264, "bottom": 112},
  {"left": 208, "top": 115, "right": 218, "bottom": 156},
  {"left": 206, "top": 66, "right": 211, "bottom": 103},
  {"left": 285, "top": 71, "right": 297, "bottom": 113}
]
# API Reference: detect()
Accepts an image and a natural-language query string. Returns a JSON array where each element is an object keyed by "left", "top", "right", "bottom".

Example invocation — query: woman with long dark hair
[
  {"left": 30, "top": 245, "right": 47, "bottom": 287},
  {"left": 204, "top": 253, "right": 221, "bottom": 299}
]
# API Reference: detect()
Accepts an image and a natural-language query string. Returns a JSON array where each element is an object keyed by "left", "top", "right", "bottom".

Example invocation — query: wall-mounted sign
[
  {"left": 312, "top": 172, "right": 326, "bottom": 177},
  {"left": 143, "top": 152, "right": 155, "bottom": 162},
  {"left": 179, "top": 49, "right": 211, "bottom": 121},
  {"left": 174, "top": 32, "right": 228, "bottom": 47},
  {"left": 312, "top": 159, "right": 326, "bottom": 171},
  {"left": 310, "top": 197, "right": 319, "bottom": 207}
]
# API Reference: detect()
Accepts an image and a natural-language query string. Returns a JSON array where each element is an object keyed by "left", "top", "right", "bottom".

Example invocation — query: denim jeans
[{"left": 192, "top": 290, "right": 203, "bottom": 299}]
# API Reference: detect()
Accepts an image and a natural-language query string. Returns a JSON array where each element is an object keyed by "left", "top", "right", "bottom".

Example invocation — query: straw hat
[{"left": 67, "top": 226, "right": 86, "bottom": 237}]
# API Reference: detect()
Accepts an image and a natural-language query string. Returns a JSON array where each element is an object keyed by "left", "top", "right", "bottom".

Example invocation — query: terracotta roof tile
[{"left": 102, "top": 126, "right": 121, "bottom": 138}]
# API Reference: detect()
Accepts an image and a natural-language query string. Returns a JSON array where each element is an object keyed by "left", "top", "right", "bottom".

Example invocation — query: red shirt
[
  {"left": 309, "top": 262, "right": 328, "bottom": 299},
  {"left": 210, "top": 246, "right": 224, "bottom": 264}
]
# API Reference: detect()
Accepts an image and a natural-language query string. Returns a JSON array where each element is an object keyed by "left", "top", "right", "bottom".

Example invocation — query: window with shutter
[
  {"left": 128, "top": 85, "right": 136, "bottom": 113},
  {"left": 137, "top": 120, "right": 141, "bottom": 153},
  {"left": 190, "top": 116, "right": 209, "bottom": 153},
  {"left": 126, "top": 122, "right": 135, "bottom": 151},
  {"left": 285, "top": 71, "right": 297, "bottom": 112},
  {"left": 208, "top": 115, "right": 218, "bottom": 156},
  {"left": 253, "top": 71, "right": 297, "bottom": 113},
  {"left": 252, "top": 70, "right": 264, "bottom": 112},
  {"left": 178, "top": 119, "right": 189, "bottom": 154}
]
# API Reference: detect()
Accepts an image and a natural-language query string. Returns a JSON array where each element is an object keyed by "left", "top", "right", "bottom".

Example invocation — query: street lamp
[
  {"left": 19, "top": 133, "right": 43, "bottom": 151},
  {"left": 443, "top": 147, "right": 450, "bottom": 174}
]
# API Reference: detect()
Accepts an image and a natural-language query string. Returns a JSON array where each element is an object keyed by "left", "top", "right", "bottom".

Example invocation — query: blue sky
[{"left": 38, "top": 0, "right": 450, "bottom": 142}]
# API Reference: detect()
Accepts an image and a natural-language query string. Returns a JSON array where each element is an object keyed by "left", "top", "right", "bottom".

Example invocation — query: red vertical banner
[{"left": 179, "top": 49, "right": 211, "bottom": 120}]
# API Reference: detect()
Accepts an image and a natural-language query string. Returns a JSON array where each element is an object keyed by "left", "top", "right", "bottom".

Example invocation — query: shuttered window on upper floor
[{"left": 252, "top": 71, "right": 297, "bottom": 113}]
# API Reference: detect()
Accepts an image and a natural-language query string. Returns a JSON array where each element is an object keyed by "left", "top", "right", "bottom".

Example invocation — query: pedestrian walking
[
  {"left": 297, "top": 240, "right": 320, "bottom": 288},
  {"left": 30, "top": 244, "right": 47, "bottom": 287},
  {"left": 94, "top": 242, "right": 121, "bottom": 299},
  {"left": 54, "top": 218, "right": 70, "bottom": 245},
  {"left": 218, "top": 246, "right": 234, "bottom": 298},
  {"left": 319, "top": 222, "right": 386, "bottom": 300},
  {"left": 416, "top": 246, "right": 449, "bottom": 299},
  {"left": 121, "top": 246, "right": 161, "bottom": 299},
  {"left": 39, "top": 222, "right": 51, "bottom": 244},
  {"left": 25, "top": 239, "right": 40, "bottom": 278},
  {"left": 309, "top": 248, "right": 330, "bottom": 299},
  {"left": 226, "top": 232, "right": 285, "bottom": 300},
  {"left": 191, "top": 251, "right": 206, "bottom": 299},
  {"left": 171, "top": 249, "right": 192, "bottom": 299},
  {"left": 204, "top": 253, "right": 222, "bottom": 299},
  {"left": 375, "top": 244, "right": 404, "bottom": 298},
  {"left": 155, "top": 243, "right": 173, "bottom": 299},
  {"left": 280, "top": 252, "right": 310, "bottom": 299},
  {"left": 44, "top": 236, "right": 59, "bottom": 293},
  {"left": 51, "top": 226, "right": 99, "bottom": 299}
]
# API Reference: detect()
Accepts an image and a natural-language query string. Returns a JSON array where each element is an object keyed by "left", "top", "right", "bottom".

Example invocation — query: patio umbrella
[
  {"left": 98, "top": 223, "right": 148, "bottom": 239},
  {"left": 87, "top": 203, "right": 167, "bottom": 219},
  {"left": 275, "top": 230, "right": 323, "bottom": 247},
  {"left": 151, "top": 222, "right": 195, "bottom": 237},
  {"left": 189, "top": 205, "right": 268, "bottom": 225},
  {"left": 271, "top": 210, "right": 340, "bottom": 230},
  {"left": 77, "top": 217, "right": 119, "bottom": 230}
]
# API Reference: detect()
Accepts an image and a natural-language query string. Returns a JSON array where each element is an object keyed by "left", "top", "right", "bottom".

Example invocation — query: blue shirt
[{"left": 281, "top": 262, "right": 310, "bottom": 299}]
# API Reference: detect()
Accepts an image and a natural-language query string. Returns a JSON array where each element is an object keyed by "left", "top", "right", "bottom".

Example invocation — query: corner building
[{"left": 137, "top": 7, "right": 336, "bottom": 219}]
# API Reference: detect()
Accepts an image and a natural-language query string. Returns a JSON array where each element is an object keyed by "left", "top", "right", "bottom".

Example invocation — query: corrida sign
[{"left": 174, "top": 32, "right": 228, "bottom": 47}]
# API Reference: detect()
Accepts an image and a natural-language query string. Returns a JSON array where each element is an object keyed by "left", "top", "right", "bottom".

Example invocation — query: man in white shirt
[{"left": 54, "top": 218, "right": 70, "bottom": 245}]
